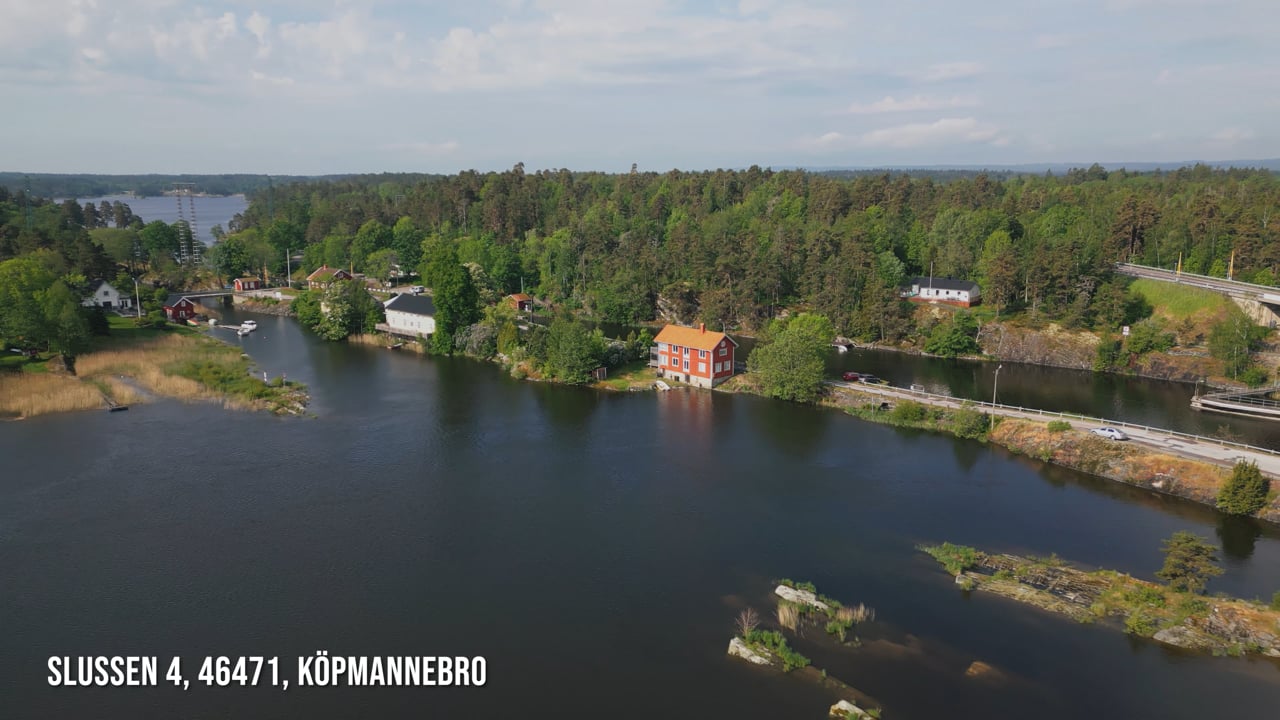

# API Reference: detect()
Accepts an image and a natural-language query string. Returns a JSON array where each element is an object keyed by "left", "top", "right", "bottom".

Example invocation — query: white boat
[
  {"left": 241, "top": 320, "right": 258, "bottom": 331},
  {"left": 237, "top": 327, "right": 251, "bottom": 337}
]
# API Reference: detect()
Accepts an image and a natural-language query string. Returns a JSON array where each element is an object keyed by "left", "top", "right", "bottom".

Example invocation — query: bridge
[
  {"left": 1114, "top": 262, "right": 1280, "bottom": 326},
  {"left": 1192, "top": 386, "right": 1280, "bottom": 419}
]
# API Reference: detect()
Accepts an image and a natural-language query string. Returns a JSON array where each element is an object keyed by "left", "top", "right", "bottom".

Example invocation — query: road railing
[{"left": 826, "top": 380, "right": 1280, "bottom": 458}]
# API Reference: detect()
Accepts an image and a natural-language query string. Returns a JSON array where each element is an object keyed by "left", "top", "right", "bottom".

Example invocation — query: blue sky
[{"left": 2, "top": 0, "right": 1275, "bottom": 174}]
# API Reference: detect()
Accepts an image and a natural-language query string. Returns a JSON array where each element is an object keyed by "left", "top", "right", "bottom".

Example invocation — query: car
[
  {"left": 858, "top": 375, "right": 885, "bottom": 385},
  {"left": 1091, "top": 427, "right": 1129, "bottom": 441},
  {"left": 842, "top": 372, "right": 863, "bottom": 381},
  {"left": 410, "top": 285, "right": 425, "bottom": 295}
]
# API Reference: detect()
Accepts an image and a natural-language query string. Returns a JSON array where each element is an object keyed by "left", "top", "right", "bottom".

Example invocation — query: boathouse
[
  {"left": 163, "top": 294, "right": 198, "bottom": 322},
  {"left": 651, "top": 323, "right": 737, "bottom": 389},
  {"left": 233, "top": 277, "right": 262, "bottom": 292}
]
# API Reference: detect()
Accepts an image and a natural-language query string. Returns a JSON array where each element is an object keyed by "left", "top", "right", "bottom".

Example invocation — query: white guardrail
[{"left": 827, "top": 380, "right": 1280, "bottom": 458}]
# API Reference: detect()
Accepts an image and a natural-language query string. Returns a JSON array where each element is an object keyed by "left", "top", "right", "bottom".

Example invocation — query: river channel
[{"left": 3, "top": 310, "right": 1279, "bottom": 719}]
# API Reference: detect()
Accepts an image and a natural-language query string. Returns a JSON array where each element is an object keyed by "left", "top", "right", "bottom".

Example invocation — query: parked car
[
  {"left": 842, "top": 372, "right": 863, "bottom": 381},
  {"left": 410, "top": 285, "right": 425, "bottom": 295},
  {"left": 1091, "top": 427, "right": 1129, "bottom": 441},
  {"left": 858, "top": 375, "right": 886, "bottom": 385}
]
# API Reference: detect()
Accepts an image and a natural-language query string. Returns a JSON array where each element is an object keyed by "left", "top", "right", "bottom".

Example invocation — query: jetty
[{"left": 1191, "top": 385, "right": 1280, "bottom": 420}]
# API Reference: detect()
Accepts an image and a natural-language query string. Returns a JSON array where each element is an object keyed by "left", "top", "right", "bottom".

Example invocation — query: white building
[
  {"left": 82, "top": 279, "right": 133, "bottom": 310},
  {"left": 382, "top": 293, "right": 436, "bottom": 338},
  {"left": 903, "top": 277, "right": 981, "bottom": 307}
]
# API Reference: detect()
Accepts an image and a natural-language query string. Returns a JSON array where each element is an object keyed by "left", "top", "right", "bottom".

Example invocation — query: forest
[
  {"left": 3, "top": 163, "right": 1279, "bottom": 378},
  {"left": 217, "top": 163, "right": 1280, "bottom": 343}
]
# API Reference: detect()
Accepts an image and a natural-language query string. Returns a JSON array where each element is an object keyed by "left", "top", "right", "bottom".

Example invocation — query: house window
[
  {"left": 657, "top": 343, "right": 667, "bottom": 351},
  {"left": 683, "top": 347, "right": 689, "bottom": 356},
  {"left": 698, "top": 362, "right": 706, "bottom": 374},
  {"left": 699, "top": 350, "right": 707, "bottom": 358},
  {"left": 102, "top": 290, "right": 109, "bottom": 297},
  {"left": 670, "top": 356, "right": 678, "bottom": 367},
  {"left": 719, "top": 347, "right": 727, "bottom": 357},
  {"left": 683, "top": 360, "right": 689, "bottom": 370}
]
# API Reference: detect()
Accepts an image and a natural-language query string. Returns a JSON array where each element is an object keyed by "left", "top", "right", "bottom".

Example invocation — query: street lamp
[
  {"left": 132, "top": 276, "right": 142, "bottom": 319},
  {"left": 992, "top": 364, "right": 1003, "bottom": 407}
]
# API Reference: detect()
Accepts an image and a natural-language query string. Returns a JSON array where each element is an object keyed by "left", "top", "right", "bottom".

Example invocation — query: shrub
[
  {"left": 1047, "top": 420, "right": 1072, "bottom": 432},
  {"left": 922, "top": 542, "right": 979, "bottom": 575},
  {"left": 889, "top": 400, "right": 929, "bottom": 424},
  {"left": 743, "top": 629, "right": 810, "bottom": 672},
  {"left": 1156, "top": 531, "right": 1223, "bottom": 594},
  {"left": 1217, "top": 460, "right": 1271, "bottom": 516},
  {"left": 950, "top": 406, "right": 991, "bottom": 439},
  {"left": 1239, "top": 365, "right": 1270, "bottom": 387},
  {"left": 1270, "top": 591, "right": 1280, "bottom": 611},
  {"left": 1124, "top": 610, "right": 1157, "bottom": 636}
]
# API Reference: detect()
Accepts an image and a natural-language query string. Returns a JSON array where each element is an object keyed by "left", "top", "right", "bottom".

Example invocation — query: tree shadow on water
[{"left": 1215, "top": 513, "right": 1262, "bottom": 561}]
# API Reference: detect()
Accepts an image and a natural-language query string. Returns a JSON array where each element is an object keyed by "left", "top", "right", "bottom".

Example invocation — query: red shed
[
  {"left": 234, "top": 277, "right": 262, "bottom": 292},
  {"left": 163, "top": 294, "right": 198, "bottom": 322}
]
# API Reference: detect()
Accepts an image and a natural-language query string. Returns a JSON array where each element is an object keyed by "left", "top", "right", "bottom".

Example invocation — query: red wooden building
[
  {"left": 652, "top": 323, "right": 737, "bottom": 389},
  {"left": 234, "top": 277, "right": 262, "bottom": 292},
  {"left": 508, "top": 293, "right": 534, "bottom": 312},
  {"left": 306, "top": 265, "right": 353, "bottom": 290},
  {"left": 163, "top": 294, "right": 198, "bottom": 322}
]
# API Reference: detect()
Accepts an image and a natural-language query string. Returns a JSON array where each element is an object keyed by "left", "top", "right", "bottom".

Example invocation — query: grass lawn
[
  {"left": 97, "top": 315, "right": 199, "bottom": 349},
  {"left": 596, "top": 359, "right": 658, "bottom": 390},
  {"left": 1129, "top": 278, "right": 1230, "bottom": 320}
]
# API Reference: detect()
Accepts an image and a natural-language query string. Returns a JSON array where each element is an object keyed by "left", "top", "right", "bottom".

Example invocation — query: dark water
[
  {"left": 828, "top": 348, "right": 1280, "bottom": 450},
  {"left": 70, "top": 194, "right": 249, "bottom": 244},
  {"left": 3, "top": 310, "right": 1279, "bottom": 719}
]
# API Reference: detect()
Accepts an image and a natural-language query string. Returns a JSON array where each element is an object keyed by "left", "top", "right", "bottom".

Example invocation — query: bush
[
  {"left": 950, "top": 406, "right": 991, "bottom": 439},
  {"left": 922, "top": 542, "right": 979, "bottom": 575},
  {"left": 1124, "top": 610, "right": 1157, "bottom": 636},
  {"left": 1156, "top": 531, "right": 1223, "bottom": 594},
  {"left": 1047, "top": 420, "right": 1072, "bottom": 432},
  {"left": 889, "top": 400, "right": 929, "bottom": 424},
  {"left": 743, "top": 629, "right": 810, "bottom": 672},
  {"left": 1271, "top": 591, "right": 1280, "bottom": 611},
  {"left": 1239, "top": 365, "right": 1270, "bottom": 387},
  {"left": 1217, "top": 460, "right": 1271, "bottom": 516}
]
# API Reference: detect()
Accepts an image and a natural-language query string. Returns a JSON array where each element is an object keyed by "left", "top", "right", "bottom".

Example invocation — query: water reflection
[{"left": 1217, "top": 515, "right": 1263, "bottom": 561}]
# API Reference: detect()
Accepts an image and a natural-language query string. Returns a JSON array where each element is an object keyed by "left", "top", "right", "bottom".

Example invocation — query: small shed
[{"left": 234, "top": 277, "right": 262, "bottom": 292}]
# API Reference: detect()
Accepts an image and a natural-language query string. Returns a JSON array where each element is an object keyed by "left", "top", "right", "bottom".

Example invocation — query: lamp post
[
  {"left": 992, "top": 364, "right": 1003, "bottom": 407},
  {"left": 132, "top": 276, "right": 142, "bottom": 319}
]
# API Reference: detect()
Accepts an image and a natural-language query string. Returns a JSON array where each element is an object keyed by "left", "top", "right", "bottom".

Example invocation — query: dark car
[{"left": 842, "top": 372, "right": 863, "bottom": 381}]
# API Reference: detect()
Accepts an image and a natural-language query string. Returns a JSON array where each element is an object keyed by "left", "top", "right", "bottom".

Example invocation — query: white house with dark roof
[
  {"left": 81, "top": 279, "right": 133, "bottom": 310},
  {"left": 381, "top": 293, "right": 436, "bottom": 338},
  {"left": 902, "top": 277, "right": 981, "bottom": 308}
]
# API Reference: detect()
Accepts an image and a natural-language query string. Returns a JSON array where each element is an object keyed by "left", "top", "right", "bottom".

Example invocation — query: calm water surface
[
  {"left": 3, "top": 311, "right": 1279, "bottom": 719},
  {"left": 70, "top": 194, "right": 249, "bottom": 244}
]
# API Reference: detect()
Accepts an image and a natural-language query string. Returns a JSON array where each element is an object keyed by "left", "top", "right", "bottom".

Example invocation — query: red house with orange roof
[{"left": 652, "top": 323, "right": 738, "bottom": 388}]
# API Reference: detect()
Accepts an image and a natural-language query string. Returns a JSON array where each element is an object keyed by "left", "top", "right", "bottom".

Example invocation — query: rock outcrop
[
  {"left": 775, "top": 585, "right": 830, "bottom": 612},
  {"left": 726, "top": 637, "right": 771, "bottom": 666}
]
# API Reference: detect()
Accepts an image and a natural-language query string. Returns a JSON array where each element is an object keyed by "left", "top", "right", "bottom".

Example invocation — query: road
[
  {"left": 828, "top": 380, "right": 1280, "bottom": 477},
  {"left": 1115, "top": 262, "right": 1280, "bottom": 304}
]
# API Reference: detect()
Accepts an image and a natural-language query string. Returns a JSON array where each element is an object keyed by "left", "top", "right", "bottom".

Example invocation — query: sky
[{"left": 1, "top": 0, "right": 1277, "bottom": 174}]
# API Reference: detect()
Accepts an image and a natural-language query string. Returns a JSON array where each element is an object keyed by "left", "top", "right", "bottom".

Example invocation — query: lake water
[
  {"left": 3, "top": 311, "right": 1278, "bottom": 719},
  {"left": 70, "top": 194, "right": 250, "bottom": 244}
]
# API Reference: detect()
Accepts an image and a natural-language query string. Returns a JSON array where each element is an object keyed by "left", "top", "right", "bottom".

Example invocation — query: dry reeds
[
  {"left": 75, "top": 335, "right": 224, "bottom": 402},
  {"left": 777, "top": 602, "right": 800, "bottom": 632},
  {"left": 838, "top": 603, "right": 875, "bottom": 625},
  {"left": 0, "top": 372, "right": 103, "bottom": 417},
  {"left": 735, "top": 607, "right": 760, "bottom": 637}
]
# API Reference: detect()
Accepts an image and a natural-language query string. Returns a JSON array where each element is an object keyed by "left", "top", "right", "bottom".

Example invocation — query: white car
[
  {"left": 410, "top": 285, "right": 426, "bottom": 295},
  {"left": 1091, "top": 427, "right": 1129, "bottom": 441}
]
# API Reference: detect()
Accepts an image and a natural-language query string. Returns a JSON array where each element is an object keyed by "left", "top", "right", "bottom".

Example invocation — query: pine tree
[
  {"left": 1217, "top": 460, "right": 1271, "bottom": 516},
  {"left": 1156, "top": 532, "right": 1223, "bottom": 594}
]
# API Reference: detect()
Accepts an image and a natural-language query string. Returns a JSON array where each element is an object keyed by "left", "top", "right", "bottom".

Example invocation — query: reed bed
[
  {"left": 0, "top": 372, "right": 103, "bottom": 417},
  {"left": 75, "top": 335, "right": 222, "bottom": 402},
  {"left": 776, "top": 602, "right": 800, "bottom": 632}
]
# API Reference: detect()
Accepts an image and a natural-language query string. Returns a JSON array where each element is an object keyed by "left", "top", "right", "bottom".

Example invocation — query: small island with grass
[
  {"left": 921, "top": 538, "right": 1280, "bottom": 657},
  {"left": 727, "top": 580, "right": 883, "bottom": 719}
]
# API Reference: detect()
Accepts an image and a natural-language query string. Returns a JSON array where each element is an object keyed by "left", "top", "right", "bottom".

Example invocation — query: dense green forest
[{"left": 223, "top": 164, "right": 1280, "bottom": 342}]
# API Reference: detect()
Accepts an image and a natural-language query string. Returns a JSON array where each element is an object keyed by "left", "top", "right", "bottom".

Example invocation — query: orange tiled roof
[
  {"left": 654, "top": 324, "right": 735, "bottom": 352},
  {"left": 509, "top": 293, "right": 532, "bottom": 302}
]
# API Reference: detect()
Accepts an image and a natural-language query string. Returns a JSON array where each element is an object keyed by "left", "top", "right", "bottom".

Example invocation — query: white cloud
[
  {"left": 843, "top": 94, "right": 978, "bottom": 114},
  {"left": 1210, "top": 127, "right": 1254, "bottom": 143},
  {"left": 383, "top": 141, "right": 460, "bottom": 155},
  {"left": 859, "top": 117, "right": 1004, "bottom": 149},
  {"left": 909, "top": 61, "right": 984, "bottom": 82},
  {"left": 250, "top": 69, "right": 293, "bottom": 85}
]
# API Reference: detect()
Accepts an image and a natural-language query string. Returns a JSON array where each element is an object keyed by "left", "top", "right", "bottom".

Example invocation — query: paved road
[
  {"left": 828, "top": 380, "right": 1280, "bottom": 477},
  {"left": 1116, "top": 262, "right": 1280, "bottom": 303}
]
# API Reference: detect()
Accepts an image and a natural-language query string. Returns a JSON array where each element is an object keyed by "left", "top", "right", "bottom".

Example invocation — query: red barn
[
  {"left": 508, "top": 293, "right": 533, "bottom": 312},
  {"left": 163, "top": 294, "right": 198, "bottom": 322},
  {"left": 234, "top": 277, "right": 262, "bottom": 292},
  {"left": 652, "top": 323, "right": 737, "bottom": 389}
]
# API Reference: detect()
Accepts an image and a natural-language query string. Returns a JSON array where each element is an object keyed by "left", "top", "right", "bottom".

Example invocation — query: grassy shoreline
[{"left": 1, "top": 319, "right": 307, "bottom": 419}]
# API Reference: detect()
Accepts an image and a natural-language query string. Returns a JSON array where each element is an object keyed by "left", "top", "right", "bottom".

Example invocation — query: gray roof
[
  {"left": 384, "top": 293, "right": 436, "bottom": 316},
  {"left": 910, "top": 277, "right": 979, "bottom": 293},
  {"left": 164, "top": 293, "right": 196, "bottom": 307},
  {"left": 87, "top": 279, "right": 108, "bottom": 293}
]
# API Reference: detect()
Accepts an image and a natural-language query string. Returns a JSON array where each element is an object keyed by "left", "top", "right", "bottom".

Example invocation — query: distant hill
[{"left": 0, "top": 172, "right": 445, "bottom": 199}]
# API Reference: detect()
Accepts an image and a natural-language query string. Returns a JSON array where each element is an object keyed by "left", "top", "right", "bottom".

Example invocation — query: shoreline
[{"left": 0, "top": 327, "right": 308, "bottom": 420}]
